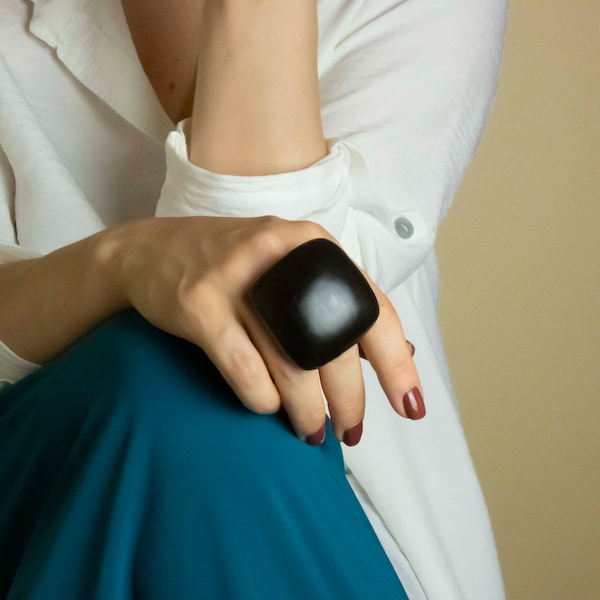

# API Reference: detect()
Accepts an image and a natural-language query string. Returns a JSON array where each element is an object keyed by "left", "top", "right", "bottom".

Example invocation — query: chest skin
[{"left": 121, "top": 0, "right": 204, "bottom": 124}]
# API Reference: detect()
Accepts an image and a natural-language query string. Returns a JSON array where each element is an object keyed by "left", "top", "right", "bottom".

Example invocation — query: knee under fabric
[{"left": 0, "top": 311, "right": 408, "bottom": 600}]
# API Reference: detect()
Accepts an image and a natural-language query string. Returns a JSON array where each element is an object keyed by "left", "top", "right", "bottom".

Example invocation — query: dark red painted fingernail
[
  {"left": 304, "top": 425, "right": 326, "bottom": 446},
  {"left": 343, "top": 421, "right": 363, "bottom": 446},
  {"left": 407, "top": 340, "right": 415, "bottom": 357},
  {"left": 402, "top": 387, "right": 426, "bottom": 420}
]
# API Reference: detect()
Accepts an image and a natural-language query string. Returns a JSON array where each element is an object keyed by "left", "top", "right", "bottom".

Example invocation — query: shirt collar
[{"left": 28, "top": 0, "right": 174, "bottom": 142}]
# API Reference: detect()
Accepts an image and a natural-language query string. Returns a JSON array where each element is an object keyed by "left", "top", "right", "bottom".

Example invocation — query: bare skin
[
  {"left": 0, "top": 0, "right": 425, "bottom": 446},
  {"left": 122, "top": 0, "right": 202, "bottom": 123}
]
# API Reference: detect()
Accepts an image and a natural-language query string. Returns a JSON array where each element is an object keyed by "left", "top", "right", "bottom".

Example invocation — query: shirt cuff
[
  {"left": 156, "top": 119, "right": 351, "bottom": 243},
  {"left": 155, "top": 119, "right": 433, "bottom": 293}
]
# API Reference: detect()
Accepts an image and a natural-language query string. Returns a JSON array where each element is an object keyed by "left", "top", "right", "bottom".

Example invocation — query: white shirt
[{"left": 0, "top": 0, "right": 508, "bottom": 598}]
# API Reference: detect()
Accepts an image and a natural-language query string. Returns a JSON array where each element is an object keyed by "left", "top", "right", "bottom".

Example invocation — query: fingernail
[
  {"left": 407, "top": 340, "right": 415, "bottom": 357},
  {"left": 402, "top": 387, "right": 426, "bottom": 420},
  {"left": 343, "top": 421, "right": 363, "bottom": 447},
  {"left": 304, "top": 425, "right": 326, "bottom": 446}
]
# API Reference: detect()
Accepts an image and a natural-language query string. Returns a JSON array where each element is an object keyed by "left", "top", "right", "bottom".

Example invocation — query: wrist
[{"left": 89, "top": 224, "right": 138, "bottom": 314}]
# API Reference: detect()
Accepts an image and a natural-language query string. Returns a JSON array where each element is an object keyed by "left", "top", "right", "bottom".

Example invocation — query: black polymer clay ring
[{"left": 250, "top": 238, "right": 380, "bottom": 370}]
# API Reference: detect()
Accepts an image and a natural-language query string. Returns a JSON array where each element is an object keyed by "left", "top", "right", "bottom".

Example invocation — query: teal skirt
[{"left": 0, "top": 311, "right": 408, "bottom": 599}]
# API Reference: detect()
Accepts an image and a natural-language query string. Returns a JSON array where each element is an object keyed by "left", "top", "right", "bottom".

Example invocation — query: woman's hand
[
  {"left": 106, "top": 215, "right": 424, "bottom": 446},
  {"left": 117, "top": 2, "right": 423, "bottom": 445}
]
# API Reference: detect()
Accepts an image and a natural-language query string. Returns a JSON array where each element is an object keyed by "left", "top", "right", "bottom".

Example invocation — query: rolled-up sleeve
[
  {"left": 157, "top": 121, "right": 359, "bottom": 254},
  {"left": 0, "top": 143, "right": 29, "bottom": 263},
  {"left": 0, "top": 144, "right": 39, "bottom": 387},
  {"left": 156, "top": 0, "right": 508, "bottom": 293}
]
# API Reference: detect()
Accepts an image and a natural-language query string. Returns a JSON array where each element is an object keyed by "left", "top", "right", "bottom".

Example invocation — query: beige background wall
[{"left": 435, "top": 2, "right": 599, "bottom": 599}]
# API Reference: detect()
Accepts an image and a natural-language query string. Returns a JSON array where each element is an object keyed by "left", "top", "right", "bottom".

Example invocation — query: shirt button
[{"left": 394, "top": 217, "right": 414, "bottom": 239}]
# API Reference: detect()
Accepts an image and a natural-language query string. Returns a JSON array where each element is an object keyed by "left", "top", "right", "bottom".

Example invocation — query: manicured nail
[
  {"left": 407, "top": 340, "right": 415, "bottom": 357},
  {"left": 402, "top": 387, "right": 426, "bottom": 420},
  {"left": 304, "top": 425, "right": 326, "bottom": 446},
  {"left": 343, "top": 421, "right": 363, "bottom": 447}
]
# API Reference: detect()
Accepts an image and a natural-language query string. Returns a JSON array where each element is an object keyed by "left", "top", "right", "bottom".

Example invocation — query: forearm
[
  {"left": 0, "top": 1, "right": 325, "bottom": 366},
  {"left": 0, "top": 231, "right": 126, "bottom": 364},
  {"left": 190, "top": 0, "right": 326, "bottom": 175}
]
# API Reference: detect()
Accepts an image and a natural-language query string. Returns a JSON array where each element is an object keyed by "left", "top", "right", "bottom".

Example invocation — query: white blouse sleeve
[
  {"left": 0, "top": 144, "right": 40, "bottom": 387},
  {"left": 0, "top": 144, "right": 16, "bottom": 251},
  {"left": 156, "top": 0, "right": 508, "bottom": 293},
  {"left": 0, "top": 143, "right": 35, "bottom": 262}
]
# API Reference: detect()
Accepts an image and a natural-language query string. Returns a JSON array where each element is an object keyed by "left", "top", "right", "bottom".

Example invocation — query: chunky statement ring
[{"left": 250, "top": 239, "right": 380, "bottom": 370}]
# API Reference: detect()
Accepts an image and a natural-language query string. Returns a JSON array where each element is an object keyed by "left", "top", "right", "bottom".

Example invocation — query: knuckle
[
  {"left": 290, "top": 407, "right": 326, "bottom": 433},
  {"left": 247, "top": 219, "right": 330, "bottom": 267},
  {"left": 227, "top": 351, "right": 263, "bottom": 388},
  {"left": 374, "top": 294, "right": 401, "bottom": 327},
  {"left": 250, "top": 227, "right": 288, "bottom": 262},
  {"left": 328, "top": 388, "right": 365, "bottom": 419},
  {"left": 227, "top": 350, "right": 266, "bottom": 390},
  {"left": 226, "top": 352, "right": 281, "bottom": 414},
  {"left": 296, "top": 219, "right": 326, "bottom": 240},
  {"left": 245, "top": 394, "right": 281, "bottom": 415},
  {"left": 381, "top": 357, "right": 412, "bottom": 381},
  {"left": 376, "top": 293, "right": 395, "bottom": 317},
  {"left": 172, "top": 281, "right": 222, "bottom": 338},
  {"left": 258, "top": 214, "right": 284, "bottom": 229},
  {"left": 176, "top": 279, "right": 220, "bottom": 332},
  {"left": 337, "top": 398, "right": 365, "bottom": 421}
]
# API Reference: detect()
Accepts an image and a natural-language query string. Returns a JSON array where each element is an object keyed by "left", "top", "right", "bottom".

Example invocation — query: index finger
[{"left": 358, "top": 283, "right": 426, "bottom": 420}]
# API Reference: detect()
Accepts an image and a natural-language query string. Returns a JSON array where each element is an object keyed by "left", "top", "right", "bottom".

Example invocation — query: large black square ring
[{"left": 250, "top": 238, "right": 379, "bottom": 370}]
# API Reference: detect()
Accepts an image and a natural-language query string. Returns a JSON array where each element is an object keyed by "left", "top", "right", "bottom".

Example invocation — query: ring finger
[
  {"left": 318, "top": 344, "right": 365, "bottom": 446},
  {"left": 239, "top": 303, "right": 327, "bottom": 445}
]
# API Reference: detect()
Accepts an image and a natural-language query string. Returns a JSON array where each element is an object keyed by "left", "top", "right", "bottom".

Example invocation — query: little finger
[{"left": 198, "top": 318, "right": 282, "bottom": 415}]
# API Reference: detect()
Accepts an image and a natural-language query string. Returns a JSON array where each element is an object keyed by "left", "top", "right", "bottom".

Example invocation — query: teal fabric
[{"left": 0, "top": 311, "right": 408, "bottom": 599}]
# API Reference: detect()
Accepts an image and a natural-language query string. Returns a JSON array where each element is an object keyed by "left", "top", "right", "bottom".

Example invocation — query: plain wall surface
[{"left": 435, "top": 2, "right": 600, "bottom": 599}]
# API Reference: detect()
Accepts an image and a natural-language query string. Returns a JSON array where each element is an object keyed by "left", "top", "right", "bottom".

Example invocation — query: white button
[{"left": 394, "top": 217, "right": 414, "bottom": 239}]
